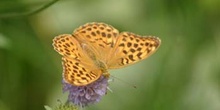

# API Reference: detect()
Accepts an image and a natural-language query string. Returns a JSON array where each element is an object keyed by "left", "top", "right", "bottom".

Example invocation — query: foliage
[{"left": 0, "top": 0, "right": 220, "bottom": 110}]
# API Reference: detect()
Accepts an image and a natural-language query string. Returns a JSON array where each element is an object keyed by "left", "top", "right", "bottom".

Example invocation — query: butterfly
[{"left": 53, "top": 22, "right": 161, "bottom": 86}]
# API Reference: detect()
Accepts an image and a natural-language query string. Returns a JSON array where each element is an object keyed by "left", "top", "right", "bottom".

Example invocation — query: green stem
[{"left": 0, "top": 0, "right": 60, "bottom": 18}]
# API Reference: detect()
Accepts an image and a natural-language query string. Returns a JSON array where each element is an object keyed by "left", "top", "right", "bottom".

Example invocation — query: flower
[{"left": 62, "top": 76, "right": 109, "bottom": 107}]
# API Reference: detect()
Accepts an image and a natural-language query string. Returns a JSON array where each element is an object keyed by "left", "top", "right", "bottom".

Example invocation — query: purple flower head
[{"left": 62, "top": 76, "right": 108, "bottom": 107}]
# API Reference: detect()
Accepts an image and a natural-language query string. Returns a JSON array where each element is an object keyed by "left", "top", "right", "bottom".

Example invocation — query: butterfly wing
[
  {"left": 53, "top": 34, "right": 81, "bottom": 60},
  {"left": 107, "top": 32, "right": 161, "bottom": 69},
  {"left": 53, "top": 34, "right": 102, "bottom": 86},
  {"left": 73, "top": 22, "right": 119, "bottom": 62},
  {"left": 62, "top": 57, "right": 102, "bottom": 86}
]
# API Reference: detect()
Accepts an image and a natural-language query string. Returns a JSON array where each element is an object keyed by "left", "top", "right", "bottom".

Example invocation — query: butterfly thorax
[
  {"left": 98, "top": 62, "right": 110, "bottom": 78},
  {"left": 81, "top": 42, "right": 109, "bottom": 78},
  {"left": 88, "top": 51, "right": 109, "bottom": 78}
]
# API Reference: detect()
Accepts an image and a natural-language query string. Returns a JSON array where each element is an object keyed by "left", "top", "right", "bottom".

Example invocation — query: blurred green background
[{"left": 0, "top": 0, "right": 220, "bottom": 110}]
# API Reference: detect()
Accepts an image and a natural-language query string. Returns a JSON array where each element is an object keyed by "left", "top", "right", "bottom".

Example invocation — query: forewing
[
  {"left": 73, "top": 22, "right": 119, "bottom": 61},
  {"left": 108, "top": 32, "right": 161, "bottom": 69},
  {"left": 53, "top": 34, "right": 102, "bottom": 86},
  {"left": 53, "top": 34, "right": 81, "bottom": 59}
]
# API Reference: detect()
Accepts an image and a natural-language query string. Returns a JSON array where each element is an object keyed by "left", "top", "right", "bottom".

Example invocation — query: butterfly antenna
[{"left": 110, "top": 75, "right": 137, "bottom": 89}]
